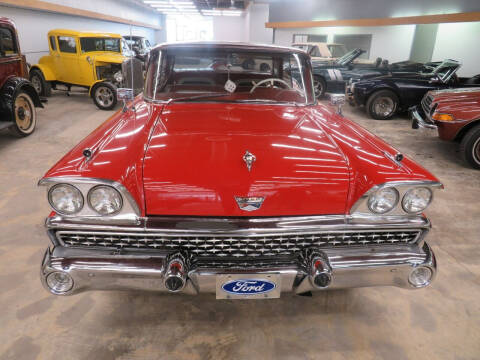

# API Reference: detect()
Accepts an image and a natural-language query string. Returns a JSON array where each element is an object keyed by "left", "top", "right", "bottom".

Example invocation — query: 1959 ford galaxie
[{"left": 39, "top": 43, "right": 442, "bottom": 299}]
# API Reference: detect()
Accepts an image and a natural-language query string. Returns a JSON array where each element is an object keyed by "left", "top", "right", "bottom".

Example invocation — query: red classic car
[
  {"left": 39, "top": 42, "right": 442, "bottom": 299},
  {"left": 412, "top": 88, "right": 480, "bottom": 169},
  {"left": 0, "top": 17, "right": 42, "bottom": 136}
]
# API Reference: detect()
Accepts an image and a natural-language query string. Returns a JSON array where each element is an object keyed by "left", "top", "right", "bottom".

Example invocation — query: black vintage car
[
  {"left": 312, "top": 48, "right": 438, "bottom": 98},
  {"left": 346, "top": 60, "right": 480, "bottom": 119}
]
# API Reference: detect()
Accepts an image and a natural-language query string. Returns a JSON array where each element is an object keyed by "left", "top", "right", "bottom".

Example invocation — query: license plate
[{"left": 216, "top": 274, "right": 281, "bottom": 300}]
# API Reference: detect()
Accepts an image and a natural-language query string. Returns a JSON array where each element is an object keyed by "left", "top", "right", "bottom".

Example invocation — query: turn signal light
[{"left": 432, "top": 112, "right": 454, "bottom": 121}]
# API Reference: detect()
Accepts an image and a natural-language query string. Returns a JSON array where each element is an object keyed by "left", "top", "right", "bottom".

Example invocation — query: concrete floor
[{"left": 0, "top": 92, "right": 479, "bottom": 360}]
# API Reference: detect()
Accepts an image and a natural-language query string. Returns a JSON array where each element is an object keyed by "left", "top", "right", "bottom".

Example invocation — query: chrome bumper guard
[
  {"left": 411, "top": 106, "right": 438, "bottom": 133},
  {"left": 41, "top": 242, "right": 437, "bottom": 296}
]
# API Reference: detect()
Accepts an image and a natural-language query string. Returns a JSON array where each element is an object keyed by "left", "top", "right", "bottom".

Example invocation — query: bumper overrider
[
  {"left": 40, "top": 215, "right": 437, "bottom": 297},
  {"left": 410, "top": 105, "right": 438, "bottom": 134}
]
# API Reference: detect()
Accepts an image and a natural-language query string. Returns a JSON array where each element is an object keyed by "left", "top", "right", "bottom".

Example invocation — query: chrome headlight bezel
[
  {"left": 48, "top": 183, "right": 84, "bottom": 215},
  {"left": 351, "top": 181, "right": 442, "bottom": 216},
  {"left": 40, "top": 177, "right": 140, "bottom": 224}
]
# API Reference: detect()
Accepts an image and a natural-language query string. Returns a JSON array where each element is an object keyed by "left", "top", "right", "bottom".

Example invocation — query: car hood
[
  {"left": 429, "top": 88, "right": 480, "bottom": 115},
  {"left": 143, "top": 104, "right": 351, "bottom": 216},
  {"left": 93, "top": 53, "right": 126, "bottom": 64}
]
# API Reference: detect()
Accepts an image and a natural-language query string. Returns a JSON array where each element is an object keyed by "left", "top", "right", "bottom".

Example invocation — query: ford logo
[{"left": 221, "top": 279, "right": 276, "bottom": 295}]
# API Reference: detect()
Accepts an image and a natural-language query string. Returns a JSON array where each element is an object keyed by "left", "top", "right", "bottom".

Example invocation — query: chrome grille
[
  {"left": 421, "top": 94, "right": 433, "bottom": 115},
  {"left": 56, "top": 230, "right": 422, "bottom": 258}
]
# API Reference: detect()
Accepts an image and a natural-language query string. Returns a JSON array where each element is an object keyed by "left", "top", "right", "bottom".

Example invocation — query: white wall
[
  {"left": 274, "top": 25, "right": 416, "bottom": 63},
  {"left": 212, "top": 16, "right": 249, "bottom": 42},
  {"left": 432, "top": 22, "right": 480, "bottom": 77},
  {"left": 247, "top": 3, "right": 273, "bottom": 44},
  {"left": 0, "top": 2, "right": 164, "bottom": 64},
  {"left": 211, "top": 3, "right": 272, "bottom": 43}
]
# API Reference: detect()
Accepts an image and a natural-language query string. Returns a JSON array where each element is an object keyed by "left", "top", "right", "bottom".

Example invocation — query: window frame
[
  {"left": 57, "top": 36, "right": 78, "bottom": 54},
  {"left": 0, "top": 26, "right": 19, "bottom": 58}
]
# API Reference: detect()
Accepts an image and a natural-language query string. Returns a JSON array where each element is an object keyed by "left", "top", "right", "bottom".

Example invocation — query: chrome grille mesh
[
  {"left": 56, "top": 230, "right": 421, "bottom": 258},
  {"left": 421, "top": 94, "right": 433, "bottom": 115}
]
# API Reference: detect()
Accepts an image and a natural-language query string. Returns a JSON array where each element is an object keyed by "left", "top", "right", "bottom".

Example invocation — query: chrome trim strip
[
  {"left": 350, "top": 180, "right": 443, "bottom": 216},
  {"left": 46, "top": 214, "right": 431, "bottom": 234}
]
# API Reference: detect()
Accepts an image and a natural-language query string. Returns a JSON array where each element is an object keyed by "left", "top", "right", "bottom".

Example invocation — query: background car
[
  {"left": 0, "top": 17, "right": 42, "bottom": 137},
  {"left": 312, "top": 49, "right": 440, "bottom": 98},
  {"left": 293, "top": 41, "right": 374, "bottom": 65},
  {"left": 347, "top": 60, "right": 480, "bottom": 119},
  {"left": 29, "top": 29, "right": 143, "bottom": 110},
  {"left": 412, "top": 88, "right": 480, "bottom": 169},
  {"left": 123, "top": 35, "right": 151, "bottom": 62}
]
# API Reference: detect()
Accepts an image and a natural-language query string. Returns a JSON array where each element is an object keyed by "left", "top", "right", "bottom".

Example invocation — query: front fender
[
  {"left": 30, "top": 63, "right": 56, "bottom": 81},
  {"left": 0, "top": 77, "right": 43, "bottom": 121}
]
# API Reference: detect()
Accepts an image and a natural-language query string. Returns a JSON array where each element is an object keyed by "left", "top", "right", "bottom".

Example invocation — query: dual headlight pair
[
  {"left": 48, "top": 183, "right": 123, "bottom": 216},
  {"left": 368, "top": 186, "right": 433, "bottom": 214}
]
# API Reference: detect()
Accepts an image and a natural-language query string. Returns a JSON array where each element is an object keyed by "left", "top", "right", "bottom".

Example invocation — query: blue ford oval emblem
[{"left": 222, "top": 279, "right": 276, "bottom": 295}]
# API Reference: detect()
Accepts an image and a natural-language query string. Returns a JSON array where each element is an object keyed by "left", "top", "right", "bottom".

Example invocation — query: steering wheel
[{"left": 250, "top": 78, "right": 292, "bottom": 93}]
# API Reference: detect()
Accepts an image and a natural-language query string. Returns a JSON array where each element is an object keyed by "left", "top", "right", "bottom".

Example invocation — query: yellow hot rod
[{"left": 30, "top": 29, "right": 142, "bottom": 110}]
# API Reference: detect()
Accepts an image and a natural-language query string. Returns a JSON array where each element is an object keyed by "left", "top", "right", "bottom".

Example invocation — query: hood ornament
[
  {"left": 235, "top": 196, "right": 265, "bottom": 211},
  {"left": 243, "top": 150, "right": 256, "bottom": 172}
]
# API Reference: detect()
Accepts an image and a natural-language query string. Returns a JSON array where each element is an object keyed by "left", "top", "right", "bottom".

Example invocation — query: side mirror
[
  {"left": 329, "top": 94, "right": 346, "bottom": 116},
  {"left": 117, "top": 88, "right": 134, "bottom": 112}
]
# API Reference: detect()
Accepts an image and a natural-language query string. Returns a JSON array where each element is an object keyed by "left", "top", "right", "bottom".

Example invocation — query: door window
[
  {"left": 0, "top": 27, "right": 18, "bottom": 57},
  {"left": 58, "top": 36, "right": 77, "bottom": 53}
]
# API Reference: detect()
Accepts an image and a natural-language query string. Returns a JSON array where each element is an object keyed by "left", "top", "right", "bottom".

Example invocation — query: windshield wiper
[{"left": 167, "top": 92, "right": 232, "bottom": 104}]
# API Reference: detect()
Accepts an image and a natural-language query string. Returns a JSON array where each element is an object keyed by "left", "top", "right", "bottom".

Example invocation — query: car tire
[
  {"left": 313, "top": 76, "right": 326, "bottom": 99},
  {"left": 92, "top": 82, "right": 117, "bottom": 110},
  {"left": 9, "top": 91, "right": 37, "bottom": 137},
  {"left": 366, "top": 89, "right": 399, "bottom": 120},
  {"left": 29, "top": 69, "right": 51, "bottom": 97},
  {"left": 460, "top": 124, "right": 480, "bottom": 169}
]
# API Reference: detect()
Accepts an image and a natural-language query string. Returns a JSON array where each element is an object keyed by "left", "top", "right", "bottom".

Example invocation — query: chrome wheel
[
  {"left": 313, "top": 78, "right": 325, "bottom": 98},
  {"left": 473, "top": 137, "right": 480, "bottom": 165},
  {"left": 15, "top": 94, "right": 34, "bottom": 132},
  {"left": 95, "top": 86, "right": 114, "bottom": 108},
  {"left": 373, "top": 96, "right": 395, "bottom": 117},
  {"left": 31, "top": 74, "right": 42, "bottom": 94}
]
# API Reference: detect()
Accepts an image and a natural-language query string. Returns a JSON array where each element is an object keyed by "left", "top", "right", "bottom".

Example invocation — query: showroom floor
[{"left": 0, "top": 91, "right": 479, "bottom": 360}]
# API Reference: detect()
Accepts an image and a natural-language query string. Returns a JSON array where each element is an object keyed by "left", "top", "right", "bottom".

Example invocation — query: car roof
[
  {"left": 153, "top": 41, "right": 308, "bottom": 55},
  {"left": 48, "top": 29, "right": 122, "bottom": 38},
  {"left": 0, "top": 17, "right": 16, "bottom": 29}
]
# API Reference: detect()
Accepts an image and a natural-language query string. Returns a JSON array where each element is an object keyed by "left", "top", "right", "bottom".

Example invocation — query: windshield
[
  {"left": 145, "top": 47, "right": 315, "bottom": 105},
  {"left": 80, "top": 37, "right": 121, "bottom": 53},
  {"left": 328, "top": 44, "right": 348, "bottom": 58},
  {"left": 423, "top": 60, "right": 460, "bottom": 83},
  {"left": 336, "top": 48, "right": 361, "bottom": 66},
  {"left": 126, "top": 37, "right": 143, "bottom": 49}
]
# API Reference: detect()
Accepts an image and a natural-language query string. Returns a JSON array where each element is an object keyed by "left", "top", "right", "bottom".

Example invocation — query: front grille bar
[{"left": 55, "top": 229, "right": 423, "bottom": 258}]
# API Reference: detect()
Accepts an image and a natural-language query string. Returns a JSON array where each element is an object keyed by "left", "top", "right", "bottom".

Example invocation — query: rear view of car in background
[{"left": 0, "top": 17, "right": 43, "bottom": 137}]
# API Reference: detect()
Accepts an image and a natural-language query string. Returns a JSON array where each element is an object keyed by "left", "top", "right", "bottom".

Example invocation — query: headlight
[
  {"left": 367, "top": 187, "right": 399, "bottom": 214},
  {"left": 88, "top": 185, "right": 123, "bottom": 215},
  {"left": 114, "top": 71, "right": 123, "bottom": 83},
  {"left": 402, "top": 187, "right": 433, "bottom": 214},
  {"left": 48, "top": 184, "right": 84, "bottom": 215}
]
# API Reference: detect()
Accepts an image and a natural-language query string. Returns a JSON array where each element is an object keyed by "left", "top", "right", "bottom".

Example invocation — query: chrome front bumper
[
  {"left": 411, "top": 106, "right": 438, "bottom": 134},
  {"left": 41, "top": 242, "right": 437, "bottom": 296}
]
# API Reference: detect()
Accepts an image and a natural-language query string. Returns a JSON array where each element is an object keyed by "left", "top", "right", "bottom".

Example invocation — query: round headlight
[
  {"left": 48, "top": 184, "right": 84, "bottom": 215},
  {"left": 367, "top": 187, "right": 399, "bottom": 214},
  {"left": 402, "top": 187, "right": 433, "bottom": 214},
  {"left": 88, "top": 185, "right": 123, "bottom": 215}
]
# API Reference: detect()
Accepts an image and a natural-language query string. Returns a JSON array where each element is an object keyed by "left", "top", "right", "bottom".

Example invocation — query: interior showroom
[{"left": 1, "top": 0, "right": 479, "bottom": 358}]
